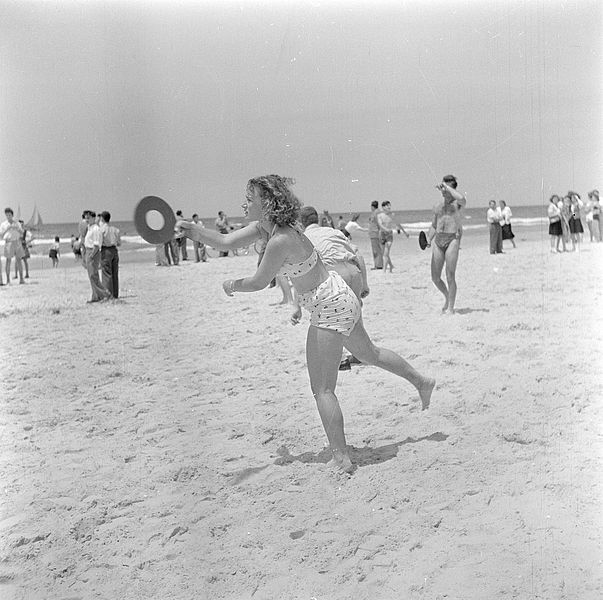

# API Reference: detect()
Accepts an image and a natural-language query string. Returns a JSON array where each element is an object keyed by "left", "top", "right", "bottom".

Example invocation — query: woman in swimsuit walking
[
  {"left": 177, "top": 174, "right": 435, "bottom": 473},
  {"left": 425, "top": 175, "right": 467, "bottom": 314}
]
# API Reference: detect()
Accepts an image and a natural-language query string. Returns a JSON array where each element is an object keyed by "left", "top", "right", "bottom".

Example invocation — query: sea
[{"left": 24, "top": 204, "right": 549, "bottom": 248}]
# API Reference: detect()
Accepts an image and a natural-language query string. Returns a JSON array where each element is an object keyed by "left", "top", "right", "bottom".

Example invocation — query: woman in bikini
[
  {"left": 425, "top": 175, "right": 466, "bottom": 314},
  {"left": 177, "top": 174, "right": 435, "bottom": 473}
]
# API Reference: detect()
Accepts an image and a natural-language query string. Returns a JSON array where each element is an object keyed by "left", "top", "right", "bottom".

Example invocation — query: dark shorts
[
  {"left": 434, "top": 232, "right": 458, "bottom": 252},
  {"left": 548, "top": 220, "right": 562, "bottom": 236}
]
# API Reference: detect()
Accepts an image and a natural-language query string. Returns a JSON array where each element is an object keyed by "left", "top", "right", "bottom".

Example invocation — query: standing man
[
  {"left": 83, "top": 211, "right": 110, "bottom": 303},
  {"left": 425, "top": 175, "right": 467, "bottom": 314},
  {"left": 377, "top": 201, "right": 409, "bottom": 273},
  {"left": 175, "top": 210, "right": 189, "bottom": 261},
  {"left": 215, "top": 211, "right": 231, "bottom": 257},
  {"left": 0, "top": 208, "right": 25, "bottom": 284},
  {"left": 99, "top": 211, "right": 121, "bottom": 299},
  {"left": 78, "top": 210, "right": 90, "bottom": 266},
  {"left": 487, "top": 200, "right": 503, "bottom": 254},
  {"left": 191, "top": 214, "right": 207, "bottom": 262},
  {"left": 367, "top": 201, "right": 383, "bottom": 270}
]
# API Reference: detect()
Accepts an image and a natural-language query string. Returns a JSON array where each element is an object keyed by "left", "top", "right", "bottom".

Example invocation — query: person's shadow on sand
[
  {"left": 454, "top": 307, "right": 490, "bottom": 315},
  {"left": 274, "top": 432, "right": 448, "bottom": 469}
]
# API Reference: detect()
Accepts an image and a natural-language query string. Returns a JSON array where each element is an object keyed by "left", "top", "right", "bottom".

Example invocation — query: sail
[{"left": 26, "top": 205, "right": 43, "bottom": 229}]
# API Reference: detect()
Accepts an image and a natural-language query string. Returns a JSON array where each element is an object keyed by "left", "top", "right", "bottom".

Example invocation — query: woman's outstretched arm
[
  {"left": 177, "top": 220, "right": 261, "bottom": 250},
  {"left": 223, "top": 235, "right": 288, "bottom": 295}
]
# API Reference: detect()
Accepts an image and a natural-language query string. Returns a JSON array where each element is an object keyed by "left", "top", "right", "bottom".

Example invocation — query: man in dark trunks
[{"left": 425, "top": 174, "right": 466, "bottom": 314}]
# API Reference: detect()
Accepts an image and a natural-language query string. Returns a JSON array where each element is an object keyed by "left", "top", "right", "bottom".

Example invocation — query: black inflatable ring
[{"left": 134, "top": 196, "right": 176, "bottom": 245}]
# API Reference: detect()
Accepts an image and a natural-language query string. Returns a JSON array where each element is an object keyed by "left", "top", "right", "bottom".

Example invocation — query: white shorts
[
  {"left": 4, "top": 241, "right": 24, "bottom": 259},
  {"left": 297, "top": 271, "right": 361, "bottom": 336}
]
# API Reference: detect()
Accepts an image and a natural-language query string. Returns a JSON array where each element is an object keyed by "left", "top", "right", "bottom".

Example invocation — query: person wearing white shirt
[
  {"left": 547, "top": 195, "right": 565, "bottom": 253},
  {"left": 499, "top": 200, "right": 516, "bottom": 249},
  {"left": 191, "top": 214, "right": 207, "bottom": 262},
  {"left": 344, "top": 214, "right": 368, "bottom": 240},
  {"left": 567, "top": 192, "right": 584, "bottom": 251},
  {"left": 0, "top": 207, "right": 25, "bottom": 284},
  {"left": 486, "top": 200, "right": 503, "bottom": 254},
  {"left": 99, "top": 211, "right": 121, "bottom": 298},
  {"left": 294, "top": 205, "right": 369, "bottom": 371},
  {"left": 83, "top": 210, "right": 110, "bottom": 303}
]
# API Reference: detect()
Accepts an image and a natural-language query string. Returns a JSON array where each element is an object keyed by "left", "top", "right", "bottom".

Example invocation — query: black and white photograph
[{"left": 1, "top": 1, "right": 601, "bottom": 598}]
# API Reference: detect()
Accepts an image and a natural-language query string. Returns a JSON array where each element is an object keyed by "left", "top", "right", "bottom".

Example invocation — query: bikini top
[
  {"left": 269, "top": 223, "right": 319, "bottom": 278},
  {"left": 278, "top": 246, "right": 319, "bottom": 278}
]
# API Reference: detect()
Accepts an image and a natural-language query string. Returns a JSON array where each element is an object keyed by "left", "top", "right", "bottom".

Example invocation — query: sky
[{"left": 1, "top": 0, "right": 601, "bottom": 223}]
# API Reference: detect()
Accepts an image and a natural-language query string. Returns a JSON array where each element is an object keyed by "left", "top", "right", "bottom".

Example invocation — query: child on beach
[
  {"left": 49, "top": 236, "right": 60, "bottom": 267},
  {"left": 177, "top": 174, "right": 435, "bottom": 473}
]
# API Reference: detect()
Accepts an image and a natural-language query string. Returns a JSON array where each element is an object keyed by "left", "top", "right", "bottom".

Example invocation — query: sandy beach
[{"left": 1, "top": 228, "right": 601, "bottom": 599}]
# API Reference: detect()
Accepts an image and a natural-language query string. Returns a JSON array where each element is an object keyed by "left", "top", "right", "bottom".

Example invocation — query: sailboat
[{"left": 25, "top": 205, "right": 44, "bottom": 230}]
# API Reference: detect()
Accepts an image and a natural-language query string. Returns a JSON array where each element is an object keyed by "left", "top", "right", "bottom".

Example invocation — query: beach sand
[{"left": 1, "top": 229, "right": 602, "bottom": 599}]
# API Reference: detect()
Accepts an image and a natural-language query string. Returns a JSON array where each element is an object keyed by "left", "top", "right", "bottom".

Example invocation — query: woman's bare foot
[
  {"left": 418, "top": 377, "right": 436, "bottom": 410},
  {"left": 441, "top": 299, "right": 449, "bottom": 313},
  {"left": 330, "top": 449, "right": 355, "bottom": 474}
]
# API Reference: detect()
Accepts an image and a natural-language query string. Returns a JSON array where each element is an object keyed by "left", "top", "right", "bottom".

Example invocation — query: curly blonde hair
[{"left": 246, "top": 175, "right": 302, "bottom": 227}]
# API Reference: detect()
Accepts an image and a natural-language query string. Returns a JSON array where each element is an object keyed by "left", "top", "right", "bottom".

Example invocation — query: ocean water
[{"left": 24, "top": 204, "right": 550, "bottom": 247}]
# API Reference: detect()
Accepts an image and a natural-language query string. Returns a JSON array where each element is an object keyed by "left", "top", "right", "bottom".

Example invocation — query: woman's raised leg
[
  {"left": 343, "top": 319, "right": 435, "bottom": 410},
  {"left": 305, "top": 325, "right": 354, "bottom": 472}
]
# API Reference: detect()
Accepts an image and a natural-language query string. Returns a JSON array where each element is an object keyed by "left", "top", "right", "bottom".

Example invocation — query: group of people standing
[
  {"left": 77, "top": 210, "right": 121, "bottom": 303},
  {"left": 365, "top": 200, "right": 409, "bottom": 273},
  {"left": 547, "top": 189, "right": 600, "bottom": 252},
  {"left": 486, "top": 199, "right": 516, "bottom": 254}
]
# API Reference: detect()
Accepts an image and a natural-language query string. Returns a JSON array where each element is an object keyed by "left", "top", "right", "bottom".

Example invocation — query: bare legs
[
  {"left": 430, "top": 240, "right": 459, "bottom": 314},
  {"left": 305, "top": 320, "right": 435, "bottom": 474},
  {"left": 382, "top": 240, "right": 394, "bottom": 272},
  {"left": 305, "top": 326, "right": 352, "bottom": 472}
]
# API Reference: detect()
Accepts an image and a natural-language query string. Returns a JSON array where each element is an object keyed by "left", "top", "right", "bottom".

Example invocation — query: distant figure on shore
[
  {"left": 367, "top": 201, "right": 383, "bottom": 270},
  {"left": 49, "top": 236, "right": 60, "bottom": 267},
  {"left": 191, "top": 214, "right": 207, "bottom": 262},
  {"left": 78, "top": 211, "right": 90, "bottom": 265},
  {"left": 83, "top": 210, "right": 111, "bottom": 303},
  {"left": 425, "top": 175, "right": 466, "bottom": 314},
  {"left": 16, "top": 221, "right": 32, "bottom": 279},
  {"left": 337, "top": 215, "right": 351, "bottom": 238},
  {"left": 559, "top": 196, "right": 572, "bottom": 248},
  {"left": 99, "top": 211, "right": 121, "bottom": 298},
  {"left": 176, "top": 174, "right": 435, "bottom": 474},
  {"left": 567, "top": 192, "right": 584, "bottom": 251},
  {"left": 344, "top": 214, "right": 367, "bottom": 240},
  {"left": 377, "top": 200, "right": 409, "bottom": 273},
  {"left": 548, "top": 195, "right": 565, "bottom": 253},
  {"left": 486, "top": 200, "right": 503, "bottom": 254},
  {"left": 71, "top": 235, "right": 82, "bottom": 261},
  {"left": 586, "top": 190, "right": 601, "bottom": 242},
  {"left": 499, "top": 200, "right": 516, "bottom": 249},
  {"left": 0, "top": 207, "right": 25, "bottom": 284},
  {"left": 319, "top": 209, "right": 335, "bottom": 228},
  {"left": 215, "top": 211, "right": 231, "bottom": 257},
  {"left": 175, "top": 210, "right": 188, "bottom": 261}
]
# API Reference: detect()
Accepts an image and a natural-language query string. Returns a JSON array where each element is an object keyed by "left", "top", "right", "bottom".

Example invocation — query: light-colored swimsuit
[{"left": 274, "top": 225, "right": 361, "bottom": 335}]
